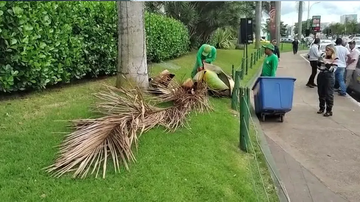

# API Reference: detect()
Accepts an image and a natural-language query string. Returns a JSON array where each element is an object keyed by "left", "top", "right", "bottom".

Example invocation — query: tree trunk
[{"left": 116, "top": 1, "right": 148, "bottom": 88}]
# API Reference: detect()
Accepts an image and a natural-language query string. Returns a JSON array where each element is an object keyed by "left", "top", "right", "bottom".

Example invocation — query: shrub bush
[
  {"left": 146, "top": 13, "right": 190, "bottom": 62},
  {"left": 0, "top": 2, "right": 190, "bottom": 93}
]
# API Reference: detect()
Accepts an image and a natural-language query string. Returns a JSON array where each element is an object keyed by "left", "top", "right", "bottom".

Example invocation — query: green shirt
[
  {"left": 261, "top": 54, "right": 278, "bottom": 76},
  {"left": 191, "top": 44, "right": 217, "bottom": 78}
]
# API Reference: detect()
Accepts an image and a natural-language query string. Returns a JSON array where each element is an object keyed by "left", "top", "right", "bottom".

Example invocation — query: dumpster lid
[{"left": 252, "top": 76, "right": 296, "bottom": 90}]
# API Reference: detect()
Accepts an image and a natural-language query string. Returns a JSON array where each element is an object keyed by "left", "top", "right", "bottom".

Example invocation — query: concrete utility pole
[
  {"left": 275, "top": 1, "right": 281, "bottom": 43},
  {"left": 306, "top": 1, "right": 310, "bottom": 33},
  {"left": 297, "top": 1, "right": 303, "bottom": 39},
  {"left": 255, "top": 1, "right": 262, "bottom": 49}
]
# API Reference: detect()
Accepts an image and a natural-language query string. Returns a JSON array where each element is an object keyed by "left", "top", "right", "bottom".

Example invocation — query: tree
[
  {"left": 344, "top": 21, "right": 359, "bottom": 34},
  {"left": 263, "top": 19, "right": 287, "bottom": 37},
  {"left": 116, "top": 1, "right": 148, "bottom": 88},
  {"left": 164, "top": 1, "right": 254, "bottom": 46},
  {"left": 294, "top": 20, "right": 309, "bottom": 35},
  {"left": 145, "top": 1, "right": 165, "bottom": 14}
]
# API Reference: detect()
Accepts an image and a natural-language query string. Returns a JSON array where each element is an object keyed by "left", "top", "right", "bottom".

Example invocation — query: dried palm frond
[
  {"left": 46, "top": 86, "right": 166, "bottom": 178},
  {"left": 157, "top": 81, "right": 211, "bottom": 112},
  {"left": 94, "top": 85, "right": 161, "bottom": 116},
  {"left": 47, "top": 78, "right": 211, "bottom": 179},
  {"left": 149, "top": 69, "right": 175, "bottom": 89}
]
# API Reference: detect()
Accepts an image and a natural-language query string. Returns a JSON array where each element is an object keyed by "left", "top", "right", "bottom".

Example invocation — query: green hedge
[{"left": 0, "top": 2, "right": 190, "bottom": 92}]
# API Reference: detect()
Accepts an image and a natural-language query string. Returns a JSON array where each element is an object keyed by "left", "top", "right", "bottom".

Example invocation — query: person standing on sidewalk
[
  {"left": 345, "top": 41, "right": 359, "bottom": 88},
  {"left": 272, "top": 39, "right": 280, "bottom": 61},
  {"left": 306, "top": 38, "right": 321, "bottom": 88},
  {"left": 292, "top": 38, "right": 299, "bottom": 54},
  {"left": 317, "top": 44, "right": 338, "bottom": 117},
  {"left": 261, "top": 43, "right": 278, "bottom": 77},
  {"left": 334, "top": 38, "right": 351, "bottom": 96}
]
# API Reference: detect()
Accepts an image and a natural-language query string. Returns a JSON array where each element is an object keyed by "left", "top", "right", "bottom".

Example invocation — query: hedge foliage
[{"left": 0, "top": 1, "right": 190, "bottom": 92}]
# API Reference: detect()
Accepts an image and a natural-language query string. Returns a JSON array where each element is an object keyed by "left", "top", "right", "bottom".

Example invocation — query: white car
[
  {"left": 309, "top": 40, "right": 335, "bottom": 55},
  {"left": 306, "top": 42, "right": 333, "bottom": 60},
  {"left": 320, "top": 39, "right": 332, "bottom": 44},
  {"left": 352, "top": 40, "right": 360, "bottom": 50}
]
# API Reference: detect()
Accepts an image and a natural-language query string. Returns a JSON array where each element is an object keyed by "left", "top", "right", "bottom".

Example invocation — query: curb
[{"left": 246, "top": 65, "right": 291, "bottom": 202}]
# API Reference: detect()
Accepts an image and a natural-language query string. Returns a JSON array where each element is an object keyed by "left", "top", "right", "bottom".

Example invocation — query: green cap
[
  {"left": 202, "top": 45, "right": 212, "bottom": 56},
  {"left": 262, "top": 43, "right": 275, "bottom": 51}
]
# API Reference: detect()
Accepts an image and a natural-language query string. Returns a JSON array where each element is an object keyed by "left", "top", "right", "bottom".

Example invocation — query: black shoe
[
  {"left": 324, "top": 112, "right": 333, "bottom": 117},
  {"left": 306, "top": 84, "right": 314, "bottom": 88},
  {"left": 317, "top": 109, "right": 324, "bottom": 114},
  {"left": 311, "top": 84, "right": 317, "bottom": 87}
]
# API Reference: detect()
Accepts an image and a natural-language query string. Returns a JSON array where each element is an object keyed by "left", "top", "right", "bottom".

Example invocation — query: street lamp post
[{"left": 306, "top": 1, "right": 320, "bottom": 35}]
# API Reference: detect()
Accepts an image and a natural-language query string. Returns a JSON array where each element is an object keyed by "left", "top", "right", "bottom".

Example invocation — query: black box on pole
[{"left": 239, "top": 18, "right": 253, "bottom": 44}]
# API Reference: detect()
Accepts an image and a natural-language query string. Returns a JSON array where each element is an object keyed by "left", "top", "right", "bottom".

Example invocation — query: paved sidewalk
[{"left": 256, "top": 51, "right": 360, "bottom": 202}]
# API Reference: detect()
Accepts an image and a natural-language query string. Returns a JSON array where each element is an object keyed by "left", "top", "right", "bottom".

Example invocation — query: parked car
[
  {"left": 320, "top": 39, "right": 333, "bottom": 44},
  {"left": 280, "top": 37, "right": 293, "bottom": 43},
  {"left": 309, "top": 40, "right": 334, "bottom": 54},
  {"left": 348, "top": 55, "right": 360, "bottom": 95}
]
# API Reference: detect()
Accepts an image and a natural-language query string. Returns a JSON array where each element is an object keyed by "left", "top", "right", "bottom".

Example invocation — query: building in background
[{"left": 340, "top": 14, "right": 358, "bottom": 23}]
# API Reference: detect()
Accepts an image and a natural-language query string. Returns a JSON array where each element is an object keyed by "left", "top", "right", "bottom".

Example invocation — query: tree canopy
[
  {"left": 323, "top": 21, "right": 360, "bottom": 35},
  {"left": 263, "top": 18, "right": 288, "bottom": 37}
]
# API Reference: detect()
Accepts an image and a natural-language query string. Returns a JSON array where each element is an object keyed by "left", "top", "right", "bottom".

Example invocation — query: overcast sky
[{"left": 281, "top": 1, "right": 360, "bottom": 25}]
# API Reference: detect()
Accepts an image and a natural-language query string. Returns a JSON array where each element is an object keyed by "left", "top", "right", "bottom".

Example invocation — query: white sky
[
  {"left": 136, "top": 0, "right": 360, "bottom": 26},
  {"left": 281, "top": 1, "right": 360, "bottom": 25}
]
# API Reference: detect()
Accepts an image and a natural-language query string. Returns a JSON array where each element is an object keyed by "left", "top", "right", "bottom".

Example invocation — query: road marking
[
  {"left": 300, "top": 54, "right": 310, "bottom": 63},
  {"left": 298, "top": 54, "right": 360, "bottom": 107}
]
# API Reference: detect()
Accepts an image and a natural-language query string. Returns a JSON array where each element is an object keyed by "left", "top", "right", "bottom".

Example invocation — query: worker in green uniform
[
  {"left": 191, "top": 44, "right": 217, "bottom": 78},
  {"left": 261, "top": 43, "right": 278, "bottom": 77}
]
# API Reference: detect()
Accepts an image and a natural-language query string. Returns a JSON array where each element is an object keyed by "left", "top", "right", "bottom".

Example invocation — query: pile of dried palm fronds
[{"left": 46, "top": 73, "right": 211, "bottom": 179}]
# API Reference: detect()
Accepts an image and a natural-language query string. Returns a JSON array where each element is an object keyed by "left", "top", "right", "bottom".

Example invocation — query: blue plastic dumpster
[{"left": 252, "top": 76, "right": 296, "bottom": 122}]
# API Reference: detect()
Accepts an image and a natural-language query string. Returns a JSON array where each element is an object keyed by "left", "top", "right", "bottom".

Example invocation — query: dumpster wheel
[
  {"left": 261, "top": 114, "right": 266, "bottom": 122},
  {"left": 279, "top": 115, "right": 284, "bottom": 122}
]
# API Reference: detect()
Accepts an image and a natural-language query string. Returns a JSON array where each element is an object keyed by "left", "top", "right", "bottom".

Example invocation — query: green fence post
[
  {"left": 231, "top": 71, "right": 241, "bottom": 110},
  {"left": 245, "top": 57, "right": 248, "bottom": 75},
  {"left": 250, "top": 53, "right": 253, "bottom": 69},
  {"left": 241, "top": 58, "right": 245, "bottom": 79},
  {"left": 240, "top": 87, "right": 249, "bottom": 152},
  {"left": 231, "top": 64, "right": 235, "bottom": 80},
  {"left": 246, "top": 88, "right": 251, "bottom": 114},
  {"left": 253, "top": 52, "right": 256, "bottom": 65}
]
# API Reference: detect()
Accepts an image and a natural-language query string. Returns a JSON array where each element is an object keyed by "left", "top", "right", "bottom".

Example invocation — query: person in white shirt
[
  {"left": 334, "top": 38, "right": 351, "bottom": 96},
  {"left": 306, "top": 38, "right": 321, "bottom": 88},
  {"left": 345, "top": 41, "right": 359, "bottom": 87}
]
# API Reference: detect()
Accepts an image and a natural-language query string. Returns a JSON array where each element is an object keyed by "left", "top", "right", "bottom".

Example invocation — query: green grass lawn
[
  {"left": 0, "top": 48, "right": 279, "bottom": 202},
  {"left": 279, "top": 42, "right": 308, "bottom": 52}
]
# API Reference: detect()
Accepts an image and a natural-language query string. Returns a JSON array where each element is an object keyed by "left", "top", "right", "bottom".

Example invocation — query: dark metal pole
[{"left": 245, "top": 18, "right": 248, "bottom": 74}]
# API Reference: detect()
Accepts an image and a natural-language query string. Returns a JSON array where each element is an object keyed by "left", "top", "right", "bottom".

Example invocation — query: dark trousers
[
  {"left": 293, "top": 46, "right": 298, "bottom": 54},
  {"left": 317, "top": 71, "right": 335, "bottom": 112},
  {"left": 307, "top": 61, "right": 318, "bottom": 85}
]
